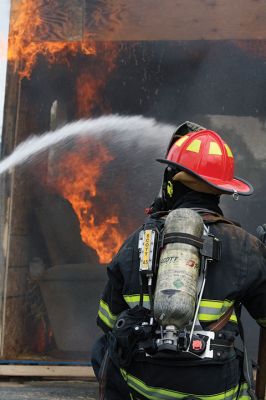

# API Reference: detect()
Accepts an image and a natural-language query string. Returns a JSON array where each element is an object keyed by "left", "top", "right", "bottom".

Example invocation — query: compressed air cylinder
[{"left": 154, "top": 208, "right": 204, "bottom": 328}]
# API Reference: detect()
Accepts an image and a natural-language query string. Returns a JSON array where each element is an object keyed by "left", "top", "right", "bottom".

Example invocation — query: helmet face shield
[{"left": 157, "top": 130, "right": 253, "bottom": 196}]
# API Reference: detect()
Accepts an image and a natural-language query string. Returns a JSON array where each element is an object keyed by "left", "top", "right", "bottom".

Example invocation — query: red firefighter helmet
[{"left": 157, "top": 129, "right": 253, "bottom": 195}]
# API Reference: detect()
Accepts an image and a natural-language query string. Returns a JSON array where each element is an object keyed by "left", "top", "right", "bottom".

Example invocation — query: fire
[
  {"left": 8, "top": 0, "right": 123, "bottom": 263},
  {"left": 8, "top": 0, "right": 119, "bottom": 115},
  {"left": 76, "top": 42, "right": 119, "bottom": 117},
  {"left": 49, "top": 140, "right": 126, "bottom": 264},
  {"left": 76, "top": 73, "right": 104, "bottom": 117},
  {"left": 8, "top": 0, "right": 96, "bottom": 79}
]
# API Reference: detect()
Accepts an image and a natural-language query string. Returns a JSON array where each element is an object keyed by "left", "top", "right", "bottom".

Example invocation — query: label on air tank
[
  {"left": 158, "top": 249, "right": 199, "bottom": 298},
  {"left": 138, "top": 229, "right": 156, "bottom": 271}
]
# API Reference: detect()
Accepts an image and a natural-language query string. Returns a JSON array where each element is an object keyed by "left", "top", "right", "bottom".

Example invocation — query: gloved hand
[{"left": 256, "top": 224, "right": 266, "bottom": 244}]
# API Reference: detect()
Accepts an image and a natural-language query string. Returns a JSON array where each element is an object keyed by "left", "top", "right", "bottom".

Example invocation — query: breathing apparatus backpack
[
  {"left": 138, "top": 207, "right": 223, "bottom": 358},
  {"left": 108, "top": 207, "right": 229, "bottom": 367}
]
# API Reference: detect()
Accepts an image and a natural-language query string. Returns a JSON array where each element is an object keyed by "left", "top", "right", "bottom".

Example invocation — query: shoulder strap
[
  {"left": 142, "top": 216, "right": 165, "bottom": 234},
  {"left": 202, "top": 213, "right": 240, "bottom": 227},
  {"left": 150, "top": 209, "right": 240, "bottom": 227}
]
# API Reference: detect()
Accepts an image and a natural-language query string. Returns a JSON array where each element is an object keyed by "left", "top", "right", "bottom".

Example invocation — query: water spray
[{"left": 0, "top": 114, "right": 174, "bottom": 175}]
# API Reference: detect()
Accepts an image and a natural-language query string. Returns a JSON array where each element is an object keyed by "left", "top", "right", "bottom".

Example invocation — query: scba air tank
[{"left": 154, "top": 208, "right": 204, "bottom": 328}]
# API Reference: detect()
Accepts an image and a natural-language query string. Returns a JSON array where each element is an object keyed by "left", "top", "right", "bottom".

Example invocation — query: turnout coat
[{"left": 92, "top": 207, "right": 266, "bottom": 400}]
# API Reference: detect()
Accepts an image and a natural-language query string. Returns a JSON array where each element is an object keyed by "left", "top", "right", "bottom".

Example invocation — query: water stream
[{"left": 0, "top": 114, "right": 175, "bottom": 175}]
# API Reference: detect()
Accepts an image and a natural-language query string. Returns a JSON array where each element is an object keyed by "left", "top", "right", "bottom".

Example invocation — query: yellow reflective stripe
[
  {"left": 198, "top": 313, "right": 237, "bottom": 323},
  {"left": 98, "top": 310, "right": 113, "bottom": 328},
  {"left": 226, "top": 314, "right": 237, "bottom": 323},
  {"left": 123, "top": 294, "right": 150, "bottom": 304},
  {"left": 186, "top": 139, "right": 201, "bottom": 153},
  {"left": 209, "top": 142, "right": 222, "bottom": 155},
  {"left": 199, "top": 299, "right": 237, "bottom": 324},
  {"left": 237, "top": 382, "right": 250, "bottom": 399},
  {"left": 100, "top": 300, "right": 117, "bottom": 321},
  {"left": 175, "top": 135, "right": 189, "bottom": 147},
  {"left": 229, "top": 314, "right": 237, "bottom": 323},
  {"left": 98, "top": 299, "right": 118, "bottom": 329},
  {"left": 120, "top": 368, "right": 248, "bottom": 400},
  {"left": 224, "top": 143, "right": 233, "bottom": 158},
  {"left": 200, "top": 299, "right": 234, "bottom": 308},
  {"left": 123, "top": 296, "right": 238, "bottom": 323},
  {"left": 199, "top": 313, "right": 219, "bottom": 321},
  {"left": 123, "top": 294, "right": 151, "bottom": 310}
]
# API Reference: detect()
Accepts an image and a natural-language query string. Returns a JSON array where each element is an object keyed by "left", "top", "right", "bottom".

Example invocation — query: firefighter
[{"left": 91, "top": 123, "right": 266, "bottom": 400}]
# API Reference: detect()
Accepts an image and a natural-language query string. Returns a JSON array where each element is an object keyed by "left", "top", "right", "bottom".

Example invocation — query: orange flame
[
  {"left": 76, "top": 42, "right": 119, "bottom": 118},
  {"left": 8, "top": 0, "right": 122, "bottom": 264},
  {"left": 8, "top": 0, "right": 96, "bottom": 79},
  {"left": 76, "top": 72, "right": 104, "bottom": 117},
  {"left": 8, "top": 0, "right": 119, "bottom": 117},
  {"left": 49, "top": 140, "right": 125, "bottom": 264}
]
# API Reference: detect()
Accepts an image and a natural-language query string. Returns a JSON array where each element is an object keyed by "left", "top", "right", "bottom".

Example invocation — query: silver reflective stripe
[
  {"left": 123, "top": 294, "right": 151, "bottom": 309},
  {"left": 121, "top": 369, "right": 249, "bottom": 400},
  {"left": 199, "top": 299, "right": 237, "bottom": 323},
  {"left": 123, "top": 295, "right": 237, "bottom": 323},
  {"left": 98, "top": 299, "right": 118, "bottom": 329}
]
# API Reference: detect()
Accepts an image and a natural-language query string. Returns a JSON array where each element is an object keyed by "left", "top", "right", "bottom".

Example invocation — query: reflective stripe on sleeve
[
  {"left": 123, "top": 294, "right": 151, "bottom": 309},
  {"left": 199, "top": 299, "right": 237, "bottom": 324},
  {"left": 121, "top": 368, "right": 249, "bottom": 400},
  {"left": 98, "top": 299, "right": 118, "bottom": 329}
]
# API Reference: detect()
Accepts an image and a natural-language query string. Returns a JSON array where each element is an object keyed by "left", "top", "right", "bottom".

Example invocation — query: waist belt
[
  {"left": 108, "top": 306, "right": 236, "bottom": 368},
  {"left": 137, "top": 329, "right": 235, "bottom": 363}
]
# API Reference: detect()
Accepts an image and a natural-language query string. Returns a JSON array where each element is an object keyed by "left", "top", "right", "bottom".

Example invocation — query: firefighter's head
[{"left": 157, "top": 128, "right": 253, "bottom": 210}]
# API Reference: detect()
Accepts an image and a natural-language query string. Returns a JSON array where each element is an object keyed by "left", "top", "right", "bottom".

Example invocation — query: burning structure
[{"left": 0, "top": 0, "right": 265, "bottom": 371}]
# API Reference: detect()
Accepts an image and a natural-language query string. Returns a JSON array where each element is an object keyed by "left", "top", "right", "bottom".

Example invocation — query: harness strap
[
  {"left": 161, "top": 232, "right": 204, "bottom": 249},
  {"left": 207, "top": 304, "right": 234, "bottom": 332},
  {"left": 202, "top": 213, "right": 240, "bottom": 226},
  {"left": 160, "top": 231, "right": 221, "bottom": 262}
]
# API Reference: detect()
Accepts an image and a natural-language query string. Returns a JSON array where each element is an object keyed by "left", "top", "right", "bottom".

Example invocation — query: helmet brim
[{"left": 156, "top": 159, "right": 254, "bottom": 196}]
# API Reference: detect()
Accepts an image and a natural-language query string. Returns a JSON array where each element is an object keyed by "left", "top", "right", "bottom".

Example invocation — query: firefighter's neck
[{"left": 172, "top": 191, "right": 223, "bottom": 216}]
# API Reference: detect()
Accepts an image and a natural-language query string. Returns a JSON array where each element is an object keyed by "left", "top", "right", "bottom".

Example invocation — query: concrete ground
[{"left": 0, "top": 380, "right": 99, "bottom": 400}]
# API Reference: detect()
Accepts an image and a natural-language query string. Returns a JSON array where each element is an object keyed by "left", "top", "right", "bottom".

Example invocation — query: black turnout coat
[{"left": 92, "top": 204, "right": 266, "bottom": 400}]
